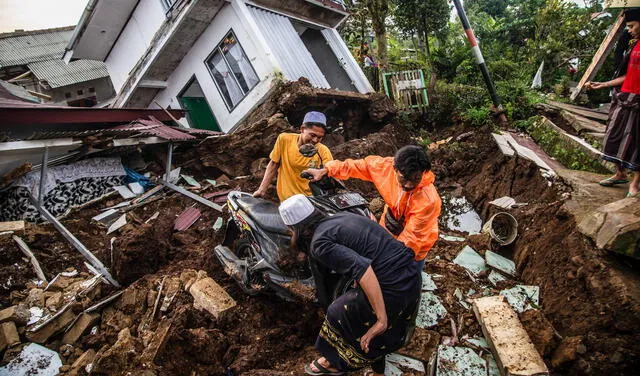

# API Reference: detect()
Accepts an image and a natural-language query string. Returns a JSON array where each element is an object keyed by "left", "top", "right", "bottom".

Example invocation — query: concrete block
[
  {"left": 26, "top": 307, "right": 77, "bottom": 344},
  {"left": 189, "top": 277, "right": 236, "bottom": 319},
  {"left": 0, "top": 322, "right": 20, "bottom": 351},
  {"left": 68, "top": 349, "right": 96, "bottom": 376},
  {"left": 62, "top": 312, "right": 101, "bottom": 344},
  {"left": 0, "top": 305, "right": 31, "bottom": 326},
  {"left": 473, "top": 295, "right": 549, "bottom": 376}
]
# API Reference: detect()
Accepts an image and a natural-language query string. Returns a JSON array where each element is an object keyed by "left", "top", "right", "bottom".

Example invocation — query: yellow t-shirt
[{"left": 269, "top": 133, "right": 333, "bottom": 201}]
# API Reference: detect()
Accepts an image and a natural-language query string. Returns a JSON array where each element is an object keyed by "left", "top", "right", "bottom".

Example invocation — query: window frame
[{"left": 204, "top": 29, "right": 259, "bottom": 112}]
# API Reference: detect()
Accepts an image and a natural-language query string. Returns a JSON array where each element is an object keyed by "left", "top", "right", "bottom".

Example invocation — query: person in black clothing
[{"left": 278, "top": 194, "right": 421, "bottom": 376}]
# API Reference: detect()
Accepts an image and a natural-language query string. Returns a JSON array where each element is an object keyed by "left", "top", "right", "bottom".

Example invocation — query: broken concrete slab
[
  {"left": 421, "top": 272, "right": 437, "bottom": 291},
  {"left": 62, "top": 312, "right": 100, "bottom": 344},
  {"left": 0, "top": 343, "right": 62, "bottom": 376},
  {"left": 436, "top": 346, "right": 487, "bottom": 376},
  {"left": 560, "top": 109, "right": 606, "bottom": 134},
  {"left": 472, "top": 295, "right": 549, "bottom": 376},
  {"left": 26, "top": 304, "right": 77, "bottom": 344},
  {"left": 500, "top": 285, "right": 540, "bottom": 313},
  {"left": 386, "top": 353, "right": 425, "bottom": 373},
  {"left": 502, "top": 132, "right": 556, "bottom": 176},
  {"left": 0, "top": 220, "right": 25, "bottom": 232},
  {"left": 0, "top": 305, "right": 31, "bottom": 326},
  {"left": 189, "top": 277, "right": 236, "bottom": 319},
  {"left": 485, "top": 250, "right": 517, "bottom": 277},
  {"left": 416, "top": 292, "right": 447, "bottom": 329},
  {"left": 0, "top": 322, "right": 20, "bottom": 352},
  {"left": 491, "top": 133, "right": 516, "bottom": 157},
  {"left": 453, "top": 246, "right": 488, "bottom": 276},
  {"left": 577, "top": 197, "right": 640, "bottom": 259}
]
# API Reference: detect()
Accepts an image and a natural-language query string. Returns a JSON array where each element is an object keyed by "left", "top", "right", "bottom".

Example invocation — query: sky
[{"left": 0, "top": 0, "right": 87, "bottom": 33}]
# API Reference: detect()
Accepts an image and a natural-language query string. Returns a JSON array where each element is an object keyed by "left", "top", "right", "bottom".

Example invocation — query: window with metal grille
[
  {"left": 160, "top": 0, "right": 179, "bottom": 11},
  {"left": 205, "top": 30, "right": 259, "bottom": 111}
]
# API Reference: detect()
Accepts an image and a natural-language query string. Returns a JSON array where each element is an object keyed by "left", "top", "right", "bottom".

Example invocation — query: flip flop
[
  {"left": 626, "top": 192, "right": 639, "bottom": 198},
  {"left": 304, "top": 359, "right": 345, "bottom": 375},
  {"left": 599, "top": 177, "right": 629, "bottom": 187}
]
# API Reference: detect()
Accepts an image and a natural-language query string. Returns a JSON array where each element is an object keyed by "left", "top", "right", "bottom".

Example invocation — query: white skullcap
[{"left": 279, "top": 194, "right": 315, "bottom": 226}]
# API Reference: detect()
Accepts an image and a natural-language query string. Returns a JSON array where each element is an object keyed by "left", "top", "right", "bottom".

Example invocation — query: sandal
[
  {"left": 626, "top": 192, "right": 639, "bottom": 198},
  {"left": 599, "top": 177, "right": 629, "bottom": 187},
  {"left": 304, "top": 359, "right": 345, "bottom": 375}
]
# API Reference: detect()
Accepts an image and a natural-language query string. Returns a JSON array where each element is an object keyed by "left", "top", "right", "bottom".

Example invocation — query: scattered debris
[
  {"left": 485, "top": 250, "right": 517, "bottom": 277},
  {"left": 500, "top": 285, "right": 540, "bottom": 313},
  {"left": 61, "top": 312, "right": 100, "bottom": 344},
  {"left": 489, "top": 196, "right": 516, "bottom": 209},
  {"left": 439, "top": 234, "right": 466, "bottom": 242},
  {"left": 181, "top": 174, "right": 201, "bottom": 188},
  {"left": 428, "top": 137, "right": 453, "bottom": 151},
  {"left": 92, "top": 208, "right": 121, "bottom": 225},
  {"left": 416, "top": 292, "right": 448, "bottom": 329},
  {"left": 106, "top": 214, "right": 127, "bottom": 234},
  {"left": 472, "top": 295, "right": 549, "bottom": 376},
  {"left": 0, "top": 321, "right": 20, "bottom": 351},
  {"left": 174, "top": 207, "right": 201, "bottom": 231},
  {"left": 487, "top": 270, "right": 507, "bottom": 287},
  {"left": 465, "top": 337, "right": 490, "bottom": 350},
  {"left": 454, "top": 288, "right": 471, "bottom": 310},
  {"left": 491, "top": 133, "right": 516, "bottom": 157},
  {"left": 145, "top": 211, "right": 160, "bottom": 223},
  {"left": 436, "top": 346, "right": 487, "bottom": 376},
  {"left": 26, "top": 303, "right": 77, "bottom": 343},
  {"left": 113, "top": 185, "right": 136, "bottom": 199},
  {"left": 212, "top": 217, "right": 224, "bottom": 231},
  {"left": 0, "top": 305, "right": 31, "bottom": 326},
  {"left": 0, "top": 343, "right": 62, "bottom": 376},
  {"left": 453, "top": 246, "right": 488, "bottom": 276},
  {"left": 12, "top": 235, "right": 47, "bottom": 282},
  {"left": 128, "top": 182, "right": 145, "bottom": 195}
]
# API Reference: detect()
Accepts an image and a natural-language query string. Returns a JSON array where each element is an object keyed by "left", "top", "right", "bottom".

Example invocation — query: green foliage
[
  {"left": 460, "top": 107, "right": 492, "bottom": 127},
  {"left": 518, "top": 116, "right": 610, "bottom": 173}
]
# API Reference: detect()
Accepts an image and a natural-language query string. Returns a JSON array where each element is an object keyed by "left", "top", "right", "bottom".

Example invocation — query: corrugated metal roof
[
  {"left": 0, "top": 27, "right": 74, "bottom": 68},
  {"left": 248, "top": 6, "right": 330, "bottom": 89},
  {"left": 27, "top": 59, "right": 110, "bottom": 88}
]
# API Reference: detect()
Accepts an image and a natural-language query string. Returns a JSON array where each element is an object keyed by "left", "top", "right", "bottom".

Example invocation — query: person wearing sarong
[
  {"left": 278, "top": 195, "right": 421, "bottom": 376},
  {"left": 587, "top": 8, "right": 640, "bottom": 197}
]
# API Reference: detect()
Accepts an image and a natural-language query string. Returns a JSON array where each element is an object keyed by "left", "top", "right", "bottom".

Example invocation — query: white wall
[
  {"left": 104, "top": 0, "right": 166, "bottom": 92},
  {"left": 152, "top": 3, "right": 278, "bottom": 133}
]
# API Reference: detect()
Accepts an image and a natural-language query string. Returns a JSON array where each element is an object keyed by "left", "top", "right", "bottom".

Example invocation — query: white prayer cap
[{"left": 279, "top": 194, "right": 315, "bottom": 226}]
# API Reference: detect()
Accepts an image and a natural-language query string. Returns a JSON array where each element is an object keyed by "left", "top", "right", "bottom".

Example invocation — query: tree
[
  {"left": 394, "top": 0, "right": 450, "bottom": 61},
  {"left": 366, "top": 0, "right": 390, "bottom": 70}
]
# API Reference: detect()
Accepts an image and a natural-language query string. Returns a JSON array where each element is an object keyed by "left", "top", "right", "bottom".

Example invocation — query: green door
[{"left": 179, "top": 96, "right": 221, "bottom": 131}]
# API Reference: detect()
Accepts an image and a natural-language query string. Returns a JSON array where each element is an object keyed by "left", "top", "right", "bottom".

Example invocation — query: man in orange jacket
[{"left": 303, "top": 145, "right": 441, "bottom": 263}]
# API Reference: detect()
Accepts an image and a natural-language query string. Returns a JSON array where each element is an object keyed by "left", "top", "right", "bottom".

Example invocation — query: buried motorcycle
[{"left": 214, "top": 174, "right": 373, "bottom": 307}]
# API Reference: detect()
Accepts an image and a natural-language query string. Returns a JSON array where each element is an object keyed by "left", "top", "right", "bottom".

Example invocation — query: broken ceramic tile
[
  {"left": 454, "top": 288, "right": 470, "bottom": 310},
  {"left": 453, "top": 246, "right": 488, "bottom": 276},
  {"left": 488, "top": 270, "right": 507, "bottom": 287},
  {"left": 500, "top": 285, "right": 540, "bottom": 313},
  {"left": 436, "top": 346, "right": 487, "bottom": 376},
  {"left": 181, "top": 175, "right": 201, "bottom": 188},
  {"left": 385, "top": 362, "right": 402, "bottom": 376},
  {"left": 206, "top": 179, "right": 217, "bottom": 186},
  {"left": 489, "top": 196, "right": 516, "bottom": 209},
  {"left": 416, "top": 292, "right": 447, "bottom": 329},
  {"left": 465, "top": 337, "right": 489, "bottom": 350},
  {"left": 439, "top": 234, "right": 466, "bottom": 242},
  {"left": 386, "top": 353, "right": 425, "bottom": 372},
  {"left": 485, "top": 250, "right": 516, "bottom": 277},
  {"left": 106, "top": 214, "right": 127, "bottom": 235},
  {"left": 0, "top": 343, "right": 62, "bottom": 376},
  {"left": 421, "top": 272, "right": 437, "bottom": 291},
  {"left": 27, "top": 307, "right": 43, "bottom": 325},
  {"left": 163, "top": 167, "right": 181, "bottom": 183}
]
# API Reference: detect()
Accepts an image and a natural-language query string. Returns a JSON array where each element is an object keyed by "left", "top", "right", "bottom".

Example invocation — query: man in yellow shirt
[{"left": 253, "top": 111, "right": 333, "bottom": 201}]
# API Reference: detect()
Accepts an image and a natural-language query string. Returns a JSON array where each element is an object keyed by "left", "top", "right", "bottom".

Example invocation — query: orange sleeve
[
  {"left": 269, "top": 134, "right": 284, "bottom": 163},
  {"left": 324, "top": 155, "right": 384, "bottom": 182},
  {"left": 398, "top": 190, "right": 441, "bottom": 260},
  {"left": 319, "top": 144, "right": 333, "bottom": 164}
]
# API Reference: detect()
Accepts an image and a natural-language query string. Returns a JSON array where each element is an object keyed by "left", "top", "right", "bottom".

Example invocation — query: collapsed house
[
  {"left": 0, "top": 27, "right": 115, "bottom": 106},
  {"left": 63, "top": 0, "right": 372, "bottom": 132}
]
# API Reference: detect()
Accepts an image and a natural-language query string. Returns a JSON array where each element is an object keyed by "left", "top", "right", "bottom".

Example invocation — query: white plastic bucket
[{"left": 482, "top": 212, "right": 518, "bottom": 245}]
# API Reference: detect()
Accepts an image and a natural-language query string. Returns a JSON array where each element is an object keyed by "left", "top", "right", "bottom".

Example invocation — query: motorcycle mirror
[{"left": 299, "top": 143, "right": 318, "bottom": 158}]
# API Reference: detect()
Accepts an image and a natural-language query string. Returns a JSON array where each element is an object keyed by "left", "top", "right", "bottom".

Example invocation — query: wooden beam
[
  {"left": 571, "top": 12, "right": 625, "bottom": 101},
  {"left": 7, "top": 70, "right": 32, "bottom": 82},
  {"left": 546, "top": 100, "right": 609, "bottom": 122},
  {"left": 473, "top": 295, "right": 549, "bottom": 376},
  {"left": 27, "top": 90, "right": 51, "bottom": 100}
]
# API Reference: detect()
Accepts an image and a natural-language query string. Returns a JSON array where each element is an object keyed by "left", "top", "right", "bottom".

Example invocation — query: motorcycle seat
[{"left": 235, "top": 196, "right": 290, "bottom": 235}]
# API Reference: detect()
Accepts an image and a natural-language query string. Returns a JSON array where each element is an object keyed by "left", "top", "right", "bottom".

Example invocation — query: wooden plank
[
  {"left": 560, "top": 110, "right": 606, "bottom": 134},
  {"left": 571, "top": 12, "right": 625, "bottom": 101},
  {"left": 0, "top": 221, "right": 25, "bottom": 232},
  {"left": 491, "top": 133, "right": 515, "bottom": 157},
  {"left": 547, "top": 101, "right": 609, "bottom": 121},
  {"left": 473, "top": 295, "right": 549, "bottom": 376}
]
